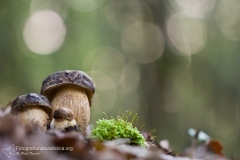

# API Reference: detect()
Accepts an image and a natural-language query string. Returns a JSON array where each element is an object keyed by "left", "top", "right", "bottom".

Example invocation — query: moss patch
[{"left": 91, "top": 117, "right": 146, "bottom": 147}]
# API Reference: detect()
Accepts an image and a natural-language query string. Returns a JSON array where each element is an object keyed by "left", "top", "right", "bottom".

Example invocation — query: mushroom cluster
[{"left": 10, "top": 70, "right": 95, "bottom": 134}]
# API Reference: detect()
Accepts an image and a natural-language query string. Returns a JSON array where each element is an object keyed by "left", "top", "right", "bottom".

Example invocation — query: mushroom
[
  {"left": 41, "top": 70, "right": 95, "bottom": 134},
  {"left": 50, "top": 107, "right": 78, "bottom": 131},
  {"left": 11, "top": 93, "right": 52, "bottom": 131}
]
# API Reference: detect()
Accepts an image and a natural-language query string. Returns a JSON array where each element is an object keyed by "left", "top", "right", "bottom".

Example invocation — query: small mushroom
[
  {"left": 50, "top": 107, "right": 78, "bottom": 131},
  {"left": 41, "top": 70, "right": 95, "bottom": 134},
  {"left": 11, "top": 93, "right": 52, "bottom": 131}
]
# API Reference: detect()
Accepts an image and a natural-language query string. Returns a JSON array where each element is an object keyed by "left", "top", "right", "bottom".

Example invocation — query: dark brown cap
[
  {"left": 53, "top": 107, "right": 73, "bottom": 121},
  {"left": 40, "top": 70, "right": 95, "bottom": 106},
  {"left": 11, "top": 93, "right": 52, "bottom": 116}
]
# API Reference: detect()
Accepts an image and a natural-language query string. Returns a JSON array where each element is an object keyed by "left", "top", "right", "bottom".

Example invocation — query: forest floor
[{"left": 0, "top": 106, "right": 237, "bottom": 160}]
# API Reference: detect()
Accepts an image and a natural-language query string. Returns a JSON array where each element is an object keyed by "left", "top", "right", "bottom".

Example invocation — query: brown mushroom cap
[
  {"left": 11, "top": 93, "right": 52, "bottom": 116},
  {"left": 40, "top": 70, "right": 95, "bottom": 106},
  {"left": 53, "top": 107, "right": 74, "bottom": 121}
]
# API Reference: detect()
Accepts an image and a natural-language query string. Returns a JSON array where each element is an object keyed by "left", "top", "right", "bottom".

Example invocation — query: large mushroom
[
  {"left": 41, "top": 70, "right": 95, "bottom": 134},
  {"left": 11, "top": 93, "right": 52, "bottom": 131}
]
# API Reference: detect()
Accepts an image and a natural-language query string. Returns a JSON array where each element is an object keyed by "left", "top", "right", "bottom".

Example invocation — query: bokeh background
[{"left": 0, "top": 0, "right": 240, "bottom": 156}]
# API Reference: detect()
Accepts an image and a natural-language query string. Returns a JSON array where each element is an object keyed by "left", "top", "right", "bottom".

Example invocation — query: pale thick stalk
[
  {"left": 17, "top": 105, "right": 49, "bottom": 131},
  {"left": 50, "top": 119, "right": 77, "bottom": 131},
  {"left": 51, "top": 85, "right": 90, "bottom": 134}
]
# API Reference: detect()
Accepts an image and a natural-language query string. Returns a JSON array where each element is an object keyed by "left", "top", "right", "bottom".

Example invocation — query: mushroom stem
[
  {"left": 17, "top": 105, "right": 49, "bottom": 131},
  {"left": 51, "top": 85, "right": 90, "bottom": 134},
  {"left": 50, "top": 119, "right": 78, "bottom": 131}
]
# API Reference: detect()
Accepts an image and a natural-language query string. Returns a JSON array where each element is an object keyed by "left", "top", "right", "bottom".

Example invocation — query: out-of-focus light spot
[
  {"left": 166, "top": 13, "right": 206, "bottom": 56},
  {"left": 66, "top": 0, "right": 106, "bottom": 12},
  {"left": 23, "top": 10, "right": 66, "bottom": 55},
  {"left": 91, "top": 47, "right": 126, "bottom": 87},
  {"left": 87, "top": 71, "right": 117, "bottom": 113},
  {"left": 30, "top": 0, "right": 69, "bottom": 19},
  {"left": 82, "top": 46, "right": 126, "bottom": 87},
  {"left": 188, "top": 128, "right": 211, "bottom": 141},
  {"left": 121, "top": 22, "right": 165, "bottom": 64},
  {"left": 105, "top": 0, "right": 153, "bottom": 32},
  {"left": 215, "top": 0, "right": 240, "bottom": 41},
  {"left": 90, "top": 71, "right": 115, "bottom": 91},
  {"left": 174, "top": 0, "right": 216, "bottom": 19},
  {"left": 120, "top": 61, "right": 140, "bottom": 95}
]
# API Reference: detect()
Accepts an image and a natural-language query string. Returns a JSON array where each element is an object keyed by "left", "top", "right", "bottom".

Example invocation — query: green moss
[{"left": 91, "top": 117, "right": 146, "bottom": 147}]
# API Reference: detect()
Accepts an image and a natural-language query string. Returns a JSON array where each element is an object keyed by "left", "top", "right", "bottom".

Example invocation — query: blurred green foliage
[{"left": 0, "top": 0, "right": 240, "bottom": 156}]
